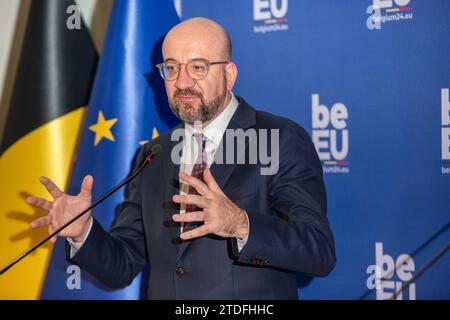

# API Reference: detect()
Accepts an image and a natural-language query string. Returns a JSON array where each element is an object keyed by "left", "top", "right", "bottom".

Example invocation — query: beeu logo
[
  {"left": 311, "top": 94, "right": 350, "bottom": 174},
  {"left": 254, "top": 0, "right": 288, "bottom": 21},
  {"left": 366, "top": 242, "right": 416, "bottom": 300},
  {"left": 366, "top": 0, "right": 413, "bottom": 30},
  {"left": 253, "top": 0, "right": 289, "bottom": 34}
]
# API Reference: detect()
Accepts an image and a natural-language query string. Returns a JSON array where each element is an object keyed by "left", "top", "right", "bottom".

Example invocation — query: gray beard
[{"left": 169, "top": 90, "right": 228, "bottom": 125}]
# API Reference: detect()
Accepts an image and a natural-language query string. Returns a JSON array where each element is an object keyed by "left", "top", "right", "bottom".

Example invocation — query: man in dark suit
[{"left": 27, "top": 17, "right": 335, "bottom": 299}]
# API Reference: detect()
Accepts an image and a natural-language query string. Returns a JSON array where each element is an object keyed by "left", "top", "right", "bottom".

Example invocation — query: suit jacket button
[{"left": 175, "top": 267, "right": 185, "bottom": 276}]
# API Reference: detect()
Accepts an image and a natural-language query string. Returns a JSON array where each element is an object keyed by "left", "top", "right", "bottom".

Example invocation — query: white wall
[
  {"left": 0, "top": 0, "right": 22, "bottom": 143},
  {"left": 0, "top": 1, "right": 21, "bottom": 105}
]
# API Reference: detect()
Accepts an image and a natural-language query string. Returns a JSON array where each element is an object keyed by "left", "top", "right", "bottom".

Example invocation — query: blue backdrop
[
  {"left": 182, "top": 0, "right": 450, "bottom": 299},
  {"left": 40, "top": 0, "right": 450, "bottom": 300}
]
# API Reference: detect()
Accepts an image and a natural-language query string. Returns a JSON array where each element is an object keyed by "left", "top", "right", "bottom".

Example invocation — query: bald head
[
  {"left": 161, "top": 18, "right": 238, "bottom": 127},
  {"left": 163, "top": 17, "right": 232, "bottom": 61}
]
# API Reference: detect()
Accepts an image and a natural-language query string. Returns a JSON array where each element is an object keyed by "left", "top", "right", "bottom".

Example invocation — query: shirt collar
[{"left": 185, "top": 92, "right": 239, "bottom": 146}]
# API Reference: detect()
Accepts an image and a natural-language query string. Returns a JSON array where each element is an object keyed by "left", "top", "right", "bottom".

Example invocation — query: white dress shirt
[{"left": 69, "top": 92, "right": 249, "bottom": 256}]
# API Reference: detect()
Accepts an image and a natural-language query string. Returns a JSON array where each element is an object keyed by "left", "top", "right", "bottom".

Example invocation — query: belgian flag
[{"left": 0, "top": 0, "right": 97, "bottom": 299}]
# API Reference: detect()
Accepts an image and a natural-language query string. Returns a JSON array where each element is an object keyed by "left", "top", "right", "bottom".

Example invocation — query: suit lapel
[
  {"left": 176, "top": 98, "right": 257, "bottom": 261},
  {"left": 211, "top": 98, "right": 257, "bottom": 189}
]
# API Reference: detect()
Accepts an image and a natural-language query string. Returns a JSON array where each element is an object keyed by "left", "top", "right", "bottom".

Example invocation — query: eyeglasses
[{"left": 156, "top": 59, "right": 229, "bottom": 81}]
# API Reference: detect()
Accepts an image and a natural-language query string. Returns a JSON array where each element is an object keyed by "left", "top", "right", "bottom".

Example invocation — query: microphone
[
  {"left": 392, "top": 242, "right": 449, "bottom": 300},
  {"left": 0, "top": 144, "right": 163, "bottom": 276}
]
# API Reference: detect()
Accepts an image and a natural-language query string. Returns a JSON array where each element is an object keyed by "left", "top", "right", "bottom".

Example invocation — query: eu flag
[{"left": 41, "top": 0, "right": 180, "bottom": 299}]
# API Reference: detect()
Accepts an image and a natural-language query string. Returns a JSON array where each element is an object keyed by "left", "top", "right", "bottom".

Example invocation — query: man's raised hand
[{"left": 27, "top": 175, "right": 93, "bottom": 243}]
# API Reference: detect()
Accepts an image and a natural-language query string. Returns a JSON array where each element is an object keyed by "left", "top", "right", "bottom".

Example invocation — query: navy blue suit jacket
[{"left": 68, "top": 97, "right": 336, "bottom": 299}]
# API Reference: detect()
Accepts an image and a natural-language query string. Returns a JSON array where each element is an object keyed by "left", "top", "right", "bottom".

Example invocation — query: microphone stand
[
  {"left": 392, "top": 242, "right": 450, "bottom": 300},
  {"left": 0, "top": 144, "right": 162, "bottom": 276}
]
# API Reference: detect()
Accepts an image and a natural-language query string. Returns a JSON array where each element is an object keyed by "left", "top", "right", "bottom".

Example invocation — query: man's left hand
[{"left": 172, "top": 168, "right": 249, "bottom": 241}]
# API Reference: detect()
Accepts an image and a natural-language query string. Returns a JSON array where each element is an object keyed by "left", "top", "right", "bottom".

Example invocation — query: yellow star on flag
[
  {"left": 89, "top": 111, "right": 118, "bottom": 146},
  {"left": 139, "top": 127, "right": 160, "bottom": 146},
  {"left": 152, "top": 127, "right": 160, "bottom": 139}
]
